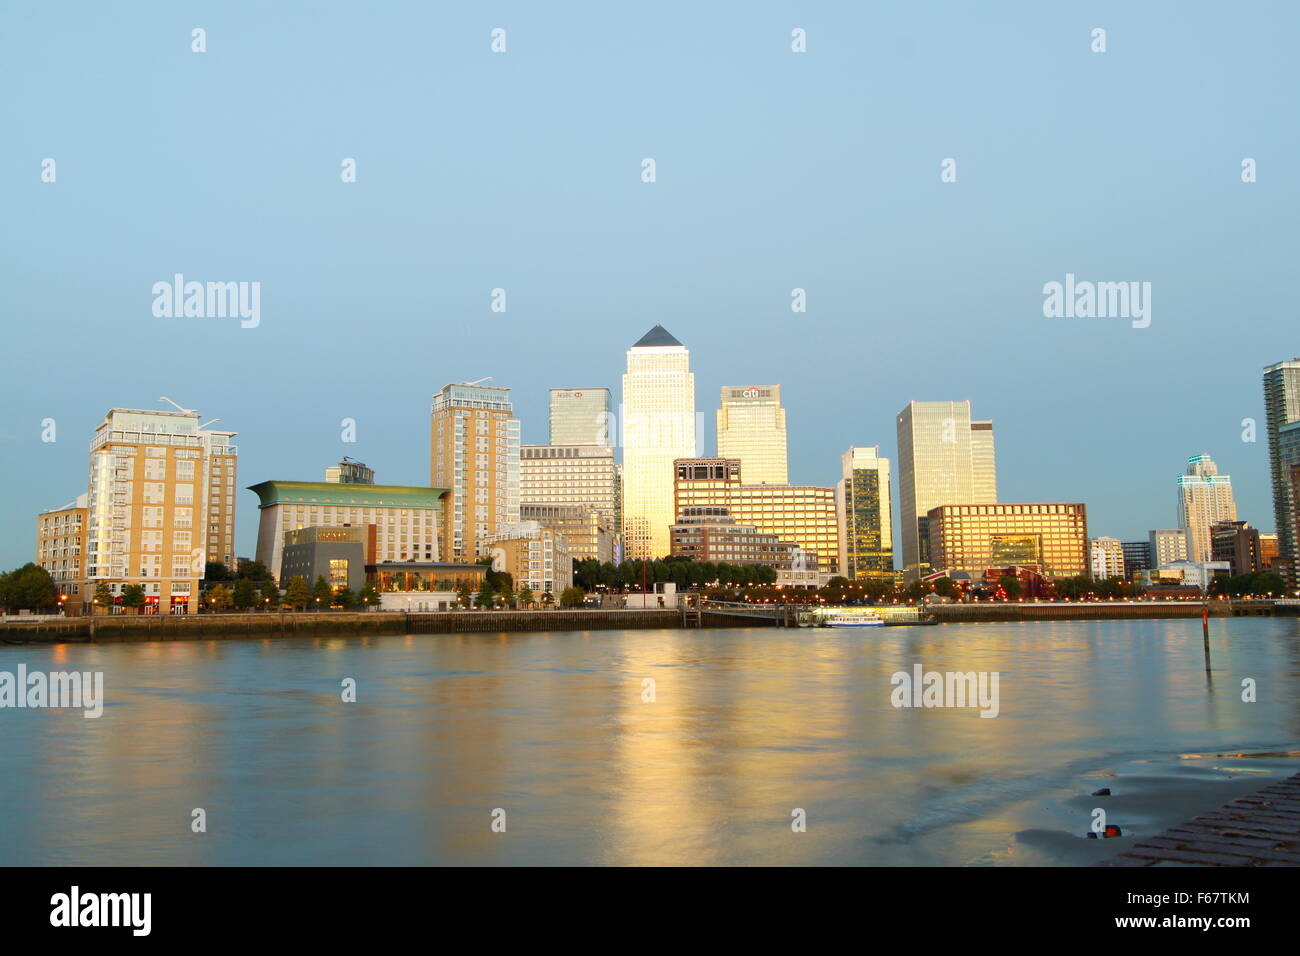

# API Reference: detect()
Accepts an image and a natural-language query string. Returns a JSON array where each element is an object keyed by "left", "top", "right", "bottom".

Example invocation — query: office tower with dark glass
[
  {"left": 836, "top": 446, "right": 894, "bottom": 582},
  {"left": 895, "top": 401, "right": 997, "bottom": 581},
  {"left": 1263, "top": 358, "right": 1300, "bottom": 583}
]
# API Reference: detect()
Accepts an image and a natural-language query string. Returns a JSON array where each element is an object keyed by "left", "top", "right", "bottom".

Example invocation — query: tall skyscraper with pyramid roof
[{"left": 621, "top": 325, "right": 696, "bottom": 559}]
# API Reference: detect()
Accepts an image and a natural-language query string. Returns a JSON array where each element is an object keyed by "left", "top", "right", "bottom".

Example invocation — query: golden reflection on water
[{"left": 2, "top": 619, "right": 1298, "bottom": 865}]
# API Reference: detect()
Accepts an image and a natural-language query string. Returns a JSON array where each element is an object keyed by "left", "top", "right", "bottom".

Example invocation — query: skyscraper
[
  {"left": 1176, "top": 454, "right": 1237, "bottom": 563},
  {"left": 621, "top": 326, "right": 696, "bottom": 559},
  {"left": 896, "top": 401, "right": 997, "bottom": 580},
  {"left": 548, "top": 387, "right": 613, "bottom": 446},
  {"left": 430, "top": 382, "right": 521, "bottom": 563},
  {"left": 836, "top": 446, "right": 894, "bottom": 582},
  {"left": 716, "top": 385, "right": 788, "bottom": 485},
  {"left": 1263, "top": 358, "right": 1300, "bottom": 582}
]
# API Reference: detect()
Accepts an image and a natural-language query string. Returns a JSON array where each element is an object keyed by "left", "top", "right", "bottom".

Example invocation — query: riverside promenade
[
  {"left": 1099, "top": 772, "right": 1300, "bottom": 867},
  {"left": 1, "top": 598, "right": 1295, "bottom": 643},
  {"left": 0, "top": 608, "right": 685, "bottom": 643}
]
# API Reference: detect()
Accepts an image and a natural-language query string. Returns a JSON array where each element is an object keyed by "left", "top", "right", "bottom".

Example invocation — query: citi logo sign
[{"left": 741, "top": 387, "right": 761, "bottom": 398}]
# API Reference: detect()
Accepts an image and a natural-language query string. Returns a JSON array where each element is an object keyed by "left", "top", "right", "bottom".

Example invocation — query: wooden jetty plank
[{"left": 1097, "top": 770, "right": 1300, "bottom": 867}]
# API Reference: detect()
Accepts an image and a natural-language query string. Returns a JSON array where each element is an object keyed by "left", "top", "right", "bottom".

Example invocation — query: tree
[
  {"left": 121, "top": 584, "right": 147, "bottom": 613},
  {"left": 541, "top": 591, "right": 555, "bottom": 606},
  {"left": 204, "top": 561, "right": 234, "bottom": 582},
  {"left": 260, "top": 578, "right": 282, "bottom": 609},
  {"left": 560, "top": 586, "right": 586, "bottom": 608},
  {"left": 232, "top": 578, "right": 257, "bottom": 610},
  {"left": 999, "top": 575, "right": 1024, "bottom": 600},
  {"left": 335, "top": 587, "right": 356, "bottom": 609},
  {"left": 359, "top": 583, "right": 380, "bottom": 607},
  {"left": 235, "top": 558, "right": 273, "bottom": 582},
  {"left": 93, "top": 581, "right": 113, "bottom": 613},
  {"left": 518, "top": 585, "right": 534, "bottom": 607},
  {"left": 1255, "top": 571, "right": 1286, "bottom": 596},
  {"left": 476, "top": 578, "right": 496, "bottom": 609},
  {"left": 456, "top": 582, "right": 473, "bottom": 609},
  {"left": 932, "top": 577, "right": 958, "bottom": 598},
  {"left": 285, "top": 576, "right": 310, "bottom": 611},
  {"left": 312, "top": 576, "right": 333, "bottom": 609},
  {"left": 0, "top": 563, "right": 61, "bottom": 613},
  {"left": 205, "top": 584, "right": 232, "bottom": 612}
]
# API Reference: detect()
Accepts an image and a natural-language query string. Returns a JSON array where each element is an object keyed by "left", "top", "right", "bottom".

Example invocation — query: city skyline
[
  {"left": 3, "top": 4, "right": 1297, "bottom": 569},
  {"left": 9, "top": 345, "right": 1296, "bottom": 573}
]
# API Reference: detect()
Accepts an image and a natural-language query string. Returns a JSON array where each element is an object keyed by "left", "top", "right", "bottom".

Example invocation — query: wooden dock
[{"left": 1098, "top": 772, "right": 1300, "bottom": 866}]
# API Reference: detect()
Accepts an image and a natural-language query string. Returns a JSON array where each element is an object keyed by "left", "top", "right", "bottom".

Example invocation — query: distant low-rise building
[
  {"left": 1152, "top": 560, "right": 1231, "bottom": 590},
  {"left": 1149, "top": 529, "right": 1189, "bottom": 567},
  {"left": 280, "top": 526, "right": 368, "bottom": 595},
  {"left": 324, "top": 457, "right": 375, "bottom": 485},
  {"left": 1089, "top": 536, "right": 1125, "bottom": 579},
  {"left": 520, "top": 502, "right": 616, "bottom": 564},
  {"left": 673, "top": 458, "right": 839, "bottom": 573},
  {"left": 35, "top": 494, "right": 88, "bottom": 613},
  {"left": 1260, "top": 532, "right": 1280, "bottom": 570},
  {"left": 478, "top": 521, "right": 572, "bottom": 598},
  {"left": 927, "top": 503, "right": 1088, "bottom": 579},
  {"left": 368, "top": 562, "right": 487, "bottom": 611},
  {"left": 1210, "top": 520, "right": 1263, "bottom": 575},
  {"left": 669, "top": 506, "right": 800, "bottom": 568},
  {"left": 1121, "top": 540, "right": 1151, "bottom": 574},
  {"left": 249, "top": 480, "right": 447, "bottom": 582}
]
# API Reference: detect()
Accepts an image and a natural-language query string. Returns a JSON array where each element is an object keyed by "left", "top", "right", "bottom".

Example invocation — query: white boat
[{"left": 822, "top": 611, "right": 885, "bottom": 628}]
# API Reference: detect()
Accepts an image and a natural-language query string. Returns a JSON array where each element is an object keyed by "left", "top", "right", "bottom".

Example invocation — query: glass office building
[
  {"left": 1264, "top": 359, "right": 1300, "bottom": 582},
  {"left": 548, "top": 387, "right": 612, "bottom": 447},
  {"left": 927, "top": 503, "right": 1088, "bottom": 579},
  {"left": 836, "top": 446, "right": 894, "bottom": 582},
  {"left": 673, "top": 458, "right": 838, "bottom": 573},
  {"left": 716, "top": 385, "right": 788, "bottom": 485},
  {"left": 621, "top": 326, "right": 696, "bottom": 559},
  {"left": 896, "top": 400, "right": 997, "bottom": 580}
]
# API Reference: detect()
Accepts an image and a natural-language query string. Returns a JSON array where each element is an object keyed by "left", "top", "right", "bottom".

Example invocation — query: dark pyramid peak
[{"left": 632, "top": 324, "right": 683, "bottom": 348}]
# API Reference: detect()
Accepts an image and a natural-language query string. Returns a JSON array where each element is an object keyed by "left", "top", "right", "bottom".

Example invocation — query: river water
[{"left": 2, "top": 618, "right": 1298, "bottom": 865}]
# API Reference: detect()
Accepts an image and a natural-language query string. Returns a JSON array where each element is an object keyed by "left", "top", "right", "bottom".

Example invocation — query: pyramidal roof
[{"left": 632, "top": 324, "right": 683, "bottom": 348}]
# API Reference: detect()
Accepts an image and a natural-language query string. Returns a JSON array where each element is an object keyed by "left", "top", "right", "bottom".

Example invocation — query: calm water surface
[{"left": 2, "top": 618, "right": 1299, "bottom": 865}]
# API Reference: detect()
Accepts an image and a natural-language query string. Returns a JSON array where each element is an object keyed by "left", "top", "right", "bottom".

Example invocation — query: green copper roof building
[{"left": 248, "top": 480, "right": 449, "bottom": 581}]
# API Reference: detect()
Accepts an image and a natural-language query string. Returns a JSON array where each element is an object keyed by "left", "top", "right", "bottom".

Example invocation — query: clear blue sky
[{"left": 2, "top": 1, "right": 1297, "bottom": 568}]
